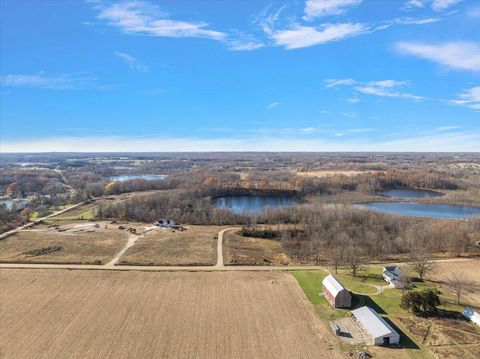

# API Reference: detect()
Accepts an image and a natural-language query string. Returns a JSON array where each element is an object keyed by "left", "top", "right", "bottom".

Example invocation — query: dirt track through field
[
  {"left": 0, "top": 269, "right": 343, "bottom": 359},
  {"left": 105, "top": 233, "right": 141, "bottom": 266}
]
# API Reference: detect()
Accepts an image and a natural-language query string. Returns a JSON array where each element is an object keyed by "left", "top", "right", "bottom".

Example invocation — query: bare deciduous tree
[
  {"left": 411, "top": 254, "right": 436, "bottom": 281},
  {"left": 443, "top": 271, "right": 479, "bottom": 305},
  {"left": 344, "top": 242, "right": 366, "bottom": 277}
]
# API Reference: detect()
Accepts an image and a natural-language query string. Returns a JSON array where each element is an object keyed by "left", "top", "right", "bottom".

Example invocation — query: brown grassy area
[
  {"left": 431, "top": 259, "right": 480, "bottom": 305},
  {"left": 397, "top": 316, "right": 480, "bottom": 358},
  {"left": 0, "top": 221, "right": 129, "bottom": 264},
  {"left": 223, "top": 229, "right": 292, "bottom": 266},
  {"left": 296, "top": 170, "right": 373, "bottom": 178},
  {"left": 119, "top": 225, "right": 224, "bottom": 266},
  {"left": 0, "top": 269, "right": 344, "bottom": 359}
]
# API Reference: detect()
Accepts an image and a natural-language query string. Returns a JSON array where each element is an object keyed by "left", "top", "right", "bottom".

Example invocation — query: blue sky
[{"left": 1, "top": 0, "right": 479, "bottom": 152}]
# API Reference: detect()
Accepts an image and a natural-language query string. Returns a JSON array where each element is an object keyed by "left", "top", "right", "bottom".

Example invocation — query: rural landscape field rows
[{"left": 0, "top": 269, "right": 343, "bottom": 359}]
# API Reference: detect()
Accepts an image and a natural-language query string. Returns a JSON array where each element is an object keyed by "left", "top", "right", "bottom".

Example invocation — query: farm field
[
  {"left": 223, "top": 229, "right": 291, "bottom": 266},
  {"left": 432, "top": 258, "right": 480, "bottom": 305},
  {"left": 119, "top": 225, "right": 225, "bottom": 266},
  {"left": 0, "top": 221, "right": 130, "bottom": 264},
  {"left": 0, "top": 269, "right": 343, "bottom": 359}
]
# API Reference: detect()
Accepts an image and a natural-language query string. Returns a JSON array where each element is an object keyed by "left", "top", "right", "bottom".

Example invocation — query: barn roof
[
  {"left": 352, "top": 306, "right": 399, "bottom": 339},
  {"left": 322, "top": 274, "right": 347, "bottom": 297}
]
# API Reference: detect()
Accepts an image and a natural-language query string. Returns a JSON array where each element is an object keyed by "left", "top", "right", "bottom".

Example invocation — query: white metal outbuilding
[
  {"left": 464, "top": 307, "right": 480, "bottom": 326},
  {"left": 352, "top": 306, "right": 400, "bottom": 346}
]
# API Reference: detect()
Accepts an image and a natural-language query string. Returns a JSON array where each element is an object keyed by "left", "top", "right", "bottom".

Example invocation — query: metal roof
[
  {"left": 322, "top": 274, "right": 347, "bottom": 297},
  {"left": 352, "top": 306, "right": 399, "bottom": 339}
]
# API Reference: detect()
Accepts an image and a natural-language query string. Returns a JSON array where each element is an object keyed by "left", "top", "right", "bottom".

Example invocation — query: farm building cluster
[{"left": 324, "top": 273, "right": 400, "bottom": 347}]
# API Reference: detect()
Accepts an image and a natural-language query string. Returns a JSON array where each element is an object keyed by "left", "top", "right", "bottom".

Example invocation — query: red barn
[{"left": 322, "top": 274, "right": 351, "bottom": 308}]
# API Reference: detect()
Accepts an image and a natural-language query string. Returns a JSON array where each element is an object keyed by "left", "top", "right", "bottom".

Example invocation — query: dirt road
[
  {"left": 0, "top": 201, "right": 85, "bottom": 240},
  {"left": 215, "top": 228, "right": 237, "bottom": 268},
  {"left": 105, "top": 233, "right": 142, "bottom": 267}
]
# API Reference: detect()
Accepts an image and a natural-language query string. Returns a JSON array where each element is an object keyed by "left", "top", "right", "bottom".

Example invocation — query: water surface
[
  {"left": 376, "top": 188, "right": 444, "bottom": 199},
  {"left": 0, "top": 200, "right": 29, "bottom": 210},
  {"left": 357, "top": 202, "right": 480, "bottom": 219},
  {"left": 110, "top": 175, "right": 166, "bottom": 182},
  {"left": 215, "top": 196, "right": 298, "bottom": 214}
]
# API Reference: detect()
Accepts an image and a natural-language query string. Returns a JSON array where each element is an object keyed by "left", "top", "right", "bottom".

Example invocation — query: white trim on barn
[
  {"left": 322, "top": 274, "right": 352, "bottom": 308},
  {"left": 351, "top": 306, "right": 400, "bottom": 346}
]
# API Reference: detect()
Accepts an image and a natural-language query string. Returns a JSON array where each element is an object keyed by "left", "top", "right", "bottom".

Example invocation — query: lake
[
  {"left": 109, "top": 175, "right": 166, "bottom": 182},
  {"left": 215, "top": 196, "right": 298, "bottom": 214},
  {"left": 357, "top": 202, "right": 480, "bottom": 219},
  {"left": 376, "top": 188, "right": 444, "bottom": 198}
]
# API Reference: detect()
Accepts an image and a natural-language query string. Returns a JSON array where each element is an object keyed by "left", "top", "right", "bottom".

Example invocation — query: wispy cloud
[
  {"left": 96, "top": 1, "right": 225, "bottom": 40},
  {"left": 114, "top": 51, "right": 149, "bottom": 72},
  {"left": 395, "top": 41, "right": 480, "bottom": 72},
  {"left": 355, "top": 80, "right": 424, "bottom": 100},
  {"left": 303, "top": 0, "right": 362, "bottom": 20},
  {"left": 267, "top": 102, "right": 281, "bottom": 110},
  {"left": 405, "top": 0, "right": 426, "bottom": 8},
  {"left": 431, "top": 0, "right": 462, "bottom": 11},
  {"left": 450, "top": 87, "right": 480, "bottom": 110},
  {"left": 324, "top": 78, "right": 424, "bottom": 101},
  {"left": 324, "top": 78, "right": 357, "bottom": 88},
  {"left": 437, "top": 125, "right": 462, "bottom": 131},
  {"left": 346, "top": 97, "right": 360, "bottom": 103},
  {"left": 272, "top": 23, "right": 366, "bottom": 50},
  {"left": 404, "top": 0, "right": 462, "bottom": 11},
  {"left": 1, "top": 72, "right": 96, "bottom": 90}
]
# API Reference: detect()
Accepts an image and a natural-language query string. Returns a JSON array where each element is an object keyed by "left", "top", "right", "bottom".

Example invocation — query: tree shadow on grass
[{"left": 351, "top": 294, "right": 387, "bottom": 315}]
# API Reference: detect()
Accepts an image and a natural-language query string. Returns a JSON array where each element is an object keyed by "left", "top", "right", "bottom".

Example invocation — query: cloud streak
[
  {"left": 303, "top": 0, "right": 362, "bottom": 20},
  {"left": 114, "top": 51, "right": 149, "bottom": 72},
  {"left": 1, "top": 73, "right": 96, "bottom": 90},
  {"left": 325, "top": 78, "right": 425, "bottom": 101},
  {"left": 272, "top": 23, "right": 366, "bottom": 49},
  {"left": 395, "top": 41, "right": 480, "bottom": 72},
  {"left": 451, "top": 87, "right": 480, "bottom": 110},
  {"left": 97, "top": 1, "right": 225, "bottom": 40}
]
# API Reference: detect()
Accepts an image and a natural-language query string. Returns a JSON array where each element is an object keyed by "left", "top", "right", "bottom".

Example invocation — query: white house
[
  {"left": 352, "top": 306, "right": 400, "bottom": 346},
  {"left": 154, "top": 219, "right": 176, "bottom": 228},
  {"left": 322, "top": 274, "right": 352, "bottom": 308},
  {"left": 464, "top": 307, "right": 480, "bottom": 326},
  {"left": 383, "top": 266, "right": 403, "bottom": 287}
]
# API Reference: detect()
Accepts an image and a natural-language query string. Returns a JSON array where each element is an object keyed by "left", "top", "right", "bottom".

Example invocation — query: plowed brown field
[{"left": 0, "top": 269, "right": 343, "bottom": 359}]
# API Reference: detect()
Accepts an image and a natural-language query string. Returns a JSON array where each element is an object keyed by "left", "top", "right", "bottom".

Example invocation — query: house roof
[
  {"left": 322, "top": 274, "right": 347, "bottom": 297},
  {"left": 383, "top": 271, "right": 396, "bottom": 280},
  {"left": 352, "top": 306, "right": 399, "bottom": 339}
]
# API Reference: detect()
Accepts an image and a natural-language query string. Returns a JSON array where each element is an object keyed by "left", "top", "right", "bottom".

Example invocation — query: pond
[
  {"left": 376, "top": 188, "right": 444, "bottom": 198},
  {"left": 0, "top": 200, "right": 29, "bottom": 210},
  {"left": 356, "top": 202, "right": 480, "bottom": 219},
  {"left": 215, "top": 196, "right": 298, "bottom": 214},
  {"left": 109, "top": 175, "right": 166, "bottom": 182}
]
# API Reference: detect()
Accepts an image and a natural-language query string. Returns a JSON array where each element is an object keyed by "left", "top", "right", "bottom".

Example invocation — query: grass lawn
[{"left": 291, "top": 268, "right": 470, "bottom": 359}]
